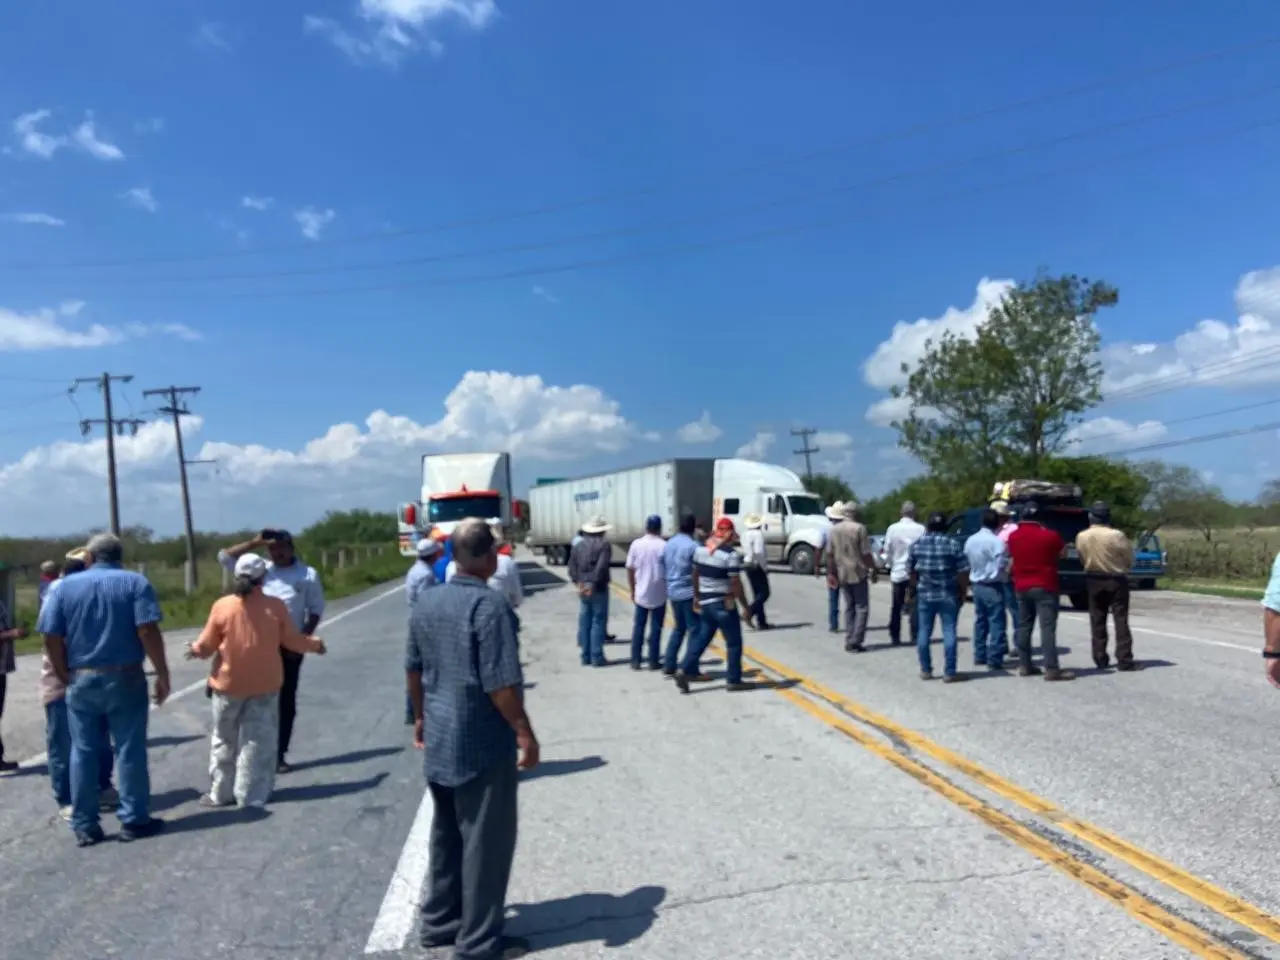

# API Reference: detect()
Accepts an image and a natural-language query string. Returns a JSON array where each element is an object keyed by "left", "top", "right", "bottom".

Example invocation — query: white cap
[
  {"left": 234, "top": 553, "right": 268, "bottom": 580},
  {"left": 416, "top": 537, "right": 441, "bottom": 557}
]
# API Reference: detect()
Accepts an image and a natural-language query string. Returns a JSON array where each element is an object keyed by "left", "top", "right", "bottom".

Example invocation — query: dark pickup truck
[{"left": 948, "top": 503, "right": 1093, "bottom": 610}]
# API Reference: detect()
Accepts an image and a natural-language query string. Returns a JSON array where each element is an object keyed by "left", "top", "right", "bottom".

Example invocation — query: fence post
[
  {"left": 183, "top": 560, "right": 195, "bottom": 596},
  {"left": 338, "top": 549, "right": 347, "bottom": 569},
  {"left": 221, "top": 565, "right": 230, "bottom": 593}
]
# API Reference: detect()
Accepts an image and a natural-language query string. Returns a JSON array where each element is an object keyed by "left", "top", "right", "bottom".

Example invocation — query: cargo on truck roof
[{"left": 990, "top": 478, "right": 1083, "bottom": 507}]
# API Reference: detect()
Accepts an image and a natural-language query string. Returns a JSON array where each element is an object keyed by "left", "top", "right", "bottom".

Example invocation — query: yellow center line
[{"left": 601, "top": 581, "right": 1269, "bottom": 956}]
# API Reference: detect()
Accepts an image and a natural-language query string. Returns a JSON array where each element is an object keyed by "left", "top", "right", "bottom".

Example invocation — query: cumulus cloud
[
  {"left": 2, "top": 212, "right": 64, "bottom": 226},
  {"left": 735, "top": 431, "right": 776, "bottom": 460},
  {"left": 120, "top": 187, "right": 158, "bottom": 213},
  {"left": 676, "top": 411, "right": 722, "bottom": 444},
  {"left": 294, "top": 206, "right": 335, "bottom": 240},
  {"left": 12, "top": 109, "right": 65, "bottom": 159},
  {"left": 0, "top": 303, "right": 199, "bottom": 352},
  {"left": 1064, "top": 416, "right": 1168, "bottom": 454},
  {"left": 241, "top": 195, "right": 274, "bottom": 211},
  {"left": 0, "top": 371, "right": 646, "bottom": 535},
  {"left": 305, "top": 0, "right": 497, "bottom": 66},
  {"left": 72, "top": 116, "right": 125, "bottom": 161}
]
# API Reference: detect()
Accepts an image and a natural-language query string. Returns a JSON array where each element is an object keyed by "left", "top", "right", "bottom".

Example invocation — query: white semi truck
[
  {"left": 396, "top": 452, "right": 514, "bottom": 557},
  {"left": 527, "top": 458, "right": 830, "bottom": 574}
]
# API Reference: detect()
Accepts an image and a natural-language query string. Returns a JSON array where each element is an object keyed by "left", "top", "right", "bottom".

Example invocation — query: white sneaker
[
  {"left": 99, "top": 787, "right": 120, "bottom": 812},
  {"left": 58, "top": 805, "right": 73, "bottom": 822}
]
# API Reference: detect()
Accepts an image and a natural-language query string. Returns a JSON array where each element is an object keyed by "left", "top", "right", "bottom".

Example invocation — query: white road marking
[
  {"left": 11, "top": 581, "right": 407, "bottom": 771},
  {"left": 363, "top": 787, "right": 435, "bottom": 954},
  {"left": 1059, "top": 613, "right": 1256, "bottom": 654}
]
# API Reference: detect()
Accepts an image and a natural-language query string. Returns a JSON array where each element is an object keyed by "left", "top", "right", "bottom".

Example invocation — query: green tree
[
  {"left": 804, "top": 473, "right": 854, "bottom": 508},
  {"left": 1134, "top": 460, "right": 1231, "bottom": 540},
  {"left": 300, "top": 509, "right": 398, "bottom": 548},
  {"left": 1036, "top": 456, "right": 1148, "bottom": 535},
  {"left": 893, "top": 272, "right": 1117, "bottom": 477}
]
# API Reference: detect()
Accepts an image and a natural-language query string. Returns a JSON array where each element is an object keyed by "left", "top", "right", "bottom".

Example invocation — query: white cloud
[
  {"left": 134, "top": 118, "right": 165, "bottom": 135},
  {"left": 676, "top": 411, "right": 722, "bottom": 444},
  {"left": 294, "top": 206, "right": 335, "bottom": 240},
  {"left": 13, "top": 109, "right": 65, "bottom": 159},
  {"left": 196, "top": 21, "right": 235, "bottom": 53},
  {"left": 532, "top": 285, "right": 559, "bottom": 304},
  {"left": 735, "top": 431, "right": 776, "bottom": 460},
  {"left": 120, "top": 187, "right": 158, "bottom": 213},
  {"left": 1064, "top": 416, "right": 1168, "bottom": 454},
  {"left": 241, "top": 195, "right": 274, "bottom": 211},
  {"left": 1101, "top": 263, "right": 1280, "bottom": 396},
  {"left": 2, "top": 212, "right": 64, "bottom": 227},
  {"left": 0, "top": 303, "right": 199, "bottom": 352},
  {"left": 305, "top": 0, "right": 497, "bottom": 66},
  {"left": 72, "top": 116, "right": 125, "bottom": 161},
  {"left": 813, "top": 430, "right": 852, "bottom": 450},
  {"left": 0, "top": 371, "right": 644, "bottom": 535}
]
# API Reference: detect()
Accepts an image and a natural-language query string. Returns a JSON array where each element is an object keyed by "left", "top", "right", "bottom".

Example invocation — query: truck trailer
[
  {"left": 527, "top": 458, "right": 831, "bottom": 574},
  {"left": 396, "top": 452, "right": 514, "bottom": 557}
]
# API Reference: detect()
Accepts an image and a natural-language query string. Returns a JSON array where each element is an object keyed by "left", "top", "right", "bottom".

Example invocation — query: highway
[{"left": 0, "top": 554, "right": 1277, "bottom": 959}]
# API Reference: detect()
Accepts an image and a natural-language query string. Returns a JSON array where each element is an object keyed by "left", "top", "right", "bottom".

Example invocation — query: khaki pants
[{"left": 210, "top": 692, "right": 280, "bottom": 807}]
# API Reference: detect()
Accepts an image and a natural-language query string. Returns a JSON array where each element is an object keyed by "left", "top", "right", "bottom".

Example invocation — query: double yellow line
[{"left": 605, "top": 581, "right": 1275, "bottom": 959}]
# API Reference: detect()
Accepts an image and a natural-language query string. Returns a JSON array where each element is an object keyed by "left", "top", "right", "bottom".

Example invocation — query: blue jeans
[
  {"left": 663, "top": 598, "right": 695, "bottom": 672},
  {"left": 681, "top": 600, "right": 743, "bottom": 684},
  {"left": 916, "top": 595, "right": 960, "bottom": 677},
  {"left": 971, "top": 583, "right": 1007, "bottom": 667},
  {"left": 828, "top": 587, "right": 840, "bottom": 632},
  {"left": 66, "top": 669, "right": 151, "bottom": 833},
  {"left": 577, "top": 590, "right": 608, "bottom": 664},
  {"left": 631, "top": 605, "right": 664, "bottom": 667},
  {"left": 46, "top": 698, "right": 113, "bottom": 807}
]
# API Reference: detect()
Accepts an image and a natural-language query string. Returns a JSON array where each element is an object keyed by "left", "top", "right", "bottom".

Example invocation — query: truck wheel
[
  {"left": 1138, "top": 578, "right": 1155, "bottom": 590},
  {"left": 788, "top": 544, "right": 815, "bottom": 576},
  {"left": 1068, "top": 592, "right": 1088, "bottom": 611},
  {"left": 546, "top": 546, "right": 561, "bottom": 565}
]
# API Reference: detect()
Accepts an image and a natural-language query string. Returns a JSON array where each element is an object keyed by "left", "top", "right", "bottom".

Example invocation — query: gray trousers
[
  {"left": 840, "top": 580, "right": 870, "bottom": 649},
  {"left": 209, "top": 692, "right": 279, "bottom": 807},
  {"left": 1015, "top": 588, "right": 1061, "bottom": 671},
  {"left": 420, "top": 756, "right": 519, "bottom": 958}
]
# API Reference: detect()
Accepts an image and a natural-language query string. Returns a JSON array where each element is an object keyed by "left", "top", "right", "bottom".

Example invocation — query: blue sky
[{"left": 2, "top": 0, "right": 1280, "bottom": 536}]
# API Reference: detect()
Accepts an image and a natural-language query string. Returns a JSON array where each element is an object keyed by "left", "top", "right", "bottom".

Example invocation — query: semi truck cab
[
  {"left": 713, "top": 460, "right": 829, "bottom": 574},
  {"left": 397, "top": 452, "right": 514, "bottom": 557}
]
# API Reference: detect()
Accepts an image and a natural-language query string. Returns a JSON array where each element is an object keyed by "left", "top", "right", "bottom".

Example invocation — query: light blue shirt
[
  {"left": 663, "top": 533, "right": 698, "bottom": 603},
  {"left": 37, "top": 563, "right": 163, "bottom": 670},
  {"left": 217, "top": 551, "right": 325, "bottom": 631},
  {"left": 963, "top": 528, "right": 1009, "bottom": 584},
  {"left": 1263, "top": 552, "right": 1280, "bottom": 613},
  {"left": 406, "top": 561, "right": 438, "bottom": 608}
]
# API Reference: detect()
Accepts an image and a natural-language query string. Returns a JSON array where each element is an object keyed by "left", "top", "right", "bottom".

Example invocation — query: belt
[{"left": 70, "top": 663, "right": 144, "bottom": 676}]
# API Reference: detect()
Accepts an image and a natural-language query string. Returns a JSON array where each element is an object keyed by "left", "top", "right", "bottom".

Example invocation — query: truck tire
[
  {"left": 788, "top": 543, "right": 816, "bottom": 576},
  {"left": 1068, "top": 592, "right": 1088, "bottom": 611},
  {"left": 1138, "top": 578, "right": 1155, "bottom": 590},
  {"left": 546, "top": 545, "right": 561, "bottom": 565}
]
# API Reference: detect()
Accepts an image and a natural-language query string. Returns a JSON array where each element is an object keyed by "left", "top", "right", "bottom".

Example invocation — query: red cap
[{"left": 714, "top": 517, "right": 736, "bottom": 533}]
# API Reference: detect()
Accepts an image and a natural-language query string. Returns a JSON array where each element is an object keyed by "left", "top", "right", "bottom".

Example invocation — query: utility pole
[
  {"left": 143, "top": 385, "right": 212, "bottom": 590},
  {"left": 791, "top": 427, "right": 820, "bottom": 481},
  {"left": 75, "top": 373, "right": 145, "bottom": 536}
]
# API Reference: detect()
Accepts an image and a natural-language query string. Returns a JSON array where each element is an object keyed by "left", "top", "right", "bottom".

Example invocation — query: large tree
[
  {"left": 804, "top": 473, "right": 855, "bottom": 508},
  {"left": 1134, "top": 460, "right": 1231, "bottom": 540},
  {"left": 892, "top": 272, "right": 1117, "bottom": 477}
]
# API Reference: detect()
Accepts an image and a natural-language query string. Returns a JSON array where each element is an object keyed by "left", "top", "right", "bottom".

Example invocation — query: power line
[
  {"left": 9, "top": 35, "right": 1278, "bottom": 274},
  {"left": 34, "top": 82, "right": 1280, "bottom": 291},
  {"left": 60, "top": 112, "right": 1280, "bottom": 305},
  {"left": 142, "top": 385, "right": 213, "bottom": 591},
  {"left": 1071, "top": 395, "right": 1280, "bottom": 452},
  {"left": 73, "top": 373, "right": 146, "bottom": 536},
  {"left": 1095, "top": 419, "right": 1280, "bottom": 458}
]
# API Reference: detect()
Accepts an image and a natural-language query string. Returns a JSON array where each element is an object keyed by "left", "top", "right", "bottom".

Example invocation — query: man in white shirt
[
  {"left": 883, "top": 501, "right": 926, "bottom": 646},
  {"left": 821, "top": 502, "right": 841, "bottom": 632},
  {"left": 447, "top": 526, "right": 524, "bottom": 624},
  {"left": 626, "top": 515, "right": 668, "bottom": 669},
  {"left": 741, "top": 513, "right": 771, "bottom": 630}
]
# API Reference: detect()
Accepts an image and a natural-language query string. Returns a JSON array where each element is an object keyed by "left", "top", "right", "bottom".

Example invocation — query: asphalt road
[{"left": 0, "top": 555, "right": 1276, "bottom": 959}]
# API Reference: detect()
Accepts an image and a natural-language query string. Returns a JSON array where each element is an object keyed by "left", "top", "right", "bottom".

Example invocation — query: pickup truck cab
[{"left": 1130, "top": 532, "right": 1166, "bottom": 589}]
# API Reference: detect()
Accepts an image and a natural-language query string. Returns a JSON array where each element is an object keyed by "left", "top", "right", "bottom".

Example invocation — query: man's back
[
  {"left": 37, "top": 564, "right": 160, "bottom": 670},
  {"left": 663, "top": 533, "right": 697, "bottom": 601},
  {"left": 910, "top": 533, "right": 967, "bottom": 600},
  {"left": 884, "top": 518, "right": 925, "bottom": 582},
  {"left": 829, "top": 520, "right": 871, "bottom": 584},
  {"left": 1007, "top": 524, "right": 1063, "bottom": 593},
  {"left": 963, "top": 528, "right": 1007, "bottom": 583},
  {"left": 627, "top": 534, "right": 667, "bottom": 607},
  {"left": 1076, "top": 525, "right": 1133, "bottom": 575}
]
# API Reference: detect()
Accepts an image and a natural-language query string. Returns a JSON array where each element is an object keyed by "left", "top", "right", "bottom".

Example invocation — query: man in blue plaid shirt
[{"left": 908, "top": 511, "right": 970, "bottom": 683}]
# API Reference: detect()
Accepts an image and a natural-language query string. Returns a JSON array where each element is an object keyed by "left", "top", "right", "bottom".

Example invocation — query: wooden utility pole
[
  {"left": 791, "top": 427, "right": 820, "bottom": 481},
  {"left": 75, "top": 373, "right": 145, "bottom": 536},
  {"left": 143, "top": 385, "right": 212, "bottom": 590}
]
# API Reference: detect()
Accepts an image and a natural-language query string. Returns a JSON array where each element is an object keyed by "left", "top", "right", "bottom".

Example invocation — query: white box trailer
[{"left": 528, "top": 458, "right": 833, "bottom": 573}]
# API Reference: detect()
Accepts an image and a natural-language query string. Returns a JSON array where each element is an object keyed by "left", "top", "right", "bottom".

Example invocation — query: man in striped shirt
[{"left": 674, "top": 517, "right": 752, "bottom": 694}]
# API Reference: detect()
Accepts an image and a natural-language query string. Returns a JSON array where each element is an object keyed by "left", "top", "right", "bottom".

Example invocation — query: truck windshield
[
  {"left": 428, "top": 495, "right": 503, "bottom": 524},
  {"left": 786, "top": 495, "right": 826, "bottom": 517},
  {"left": 1038, "top": 507, "right": 1090, "bottom": 544}
]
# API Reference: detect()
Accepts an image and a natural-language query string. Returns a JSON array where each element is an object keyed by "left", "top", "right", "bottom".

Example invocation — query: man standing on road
[
  {"left": 909, "top": 512, "right": 970, "bottom": 682},
  {"left": 674, "top": 517, "right": 751, "bottom": 694},
  {"left": 741, "top": 513, "right": 771, "bottom": 630},
  {"left": 820, "top": 502, "right": 841, "bottom": 633},
  {"left": 993, "top": 500, "right": 1019, "bottom": 660},
  {"left": 626, "top": 515, "right": 668, "bottom": 670},
  {"left": 218, "top": 529, "right": 326, "bottom": 773},
  {"left": 1076, "top": 501, "right": 1140, "bottom": 672},
  {"left": 407, "top": 518, "right": 538, "bottom": 960},
  {"left": 37, "top": 533, "right": 169, "bottom": 847},
  {"left": 404, "top": 538, "right": 442, "bottom": 724},
  {"left": 1006, "top": 502, "right": 1075, "bottom": 682},
  {"left": 964, "top": 509, "right": 1009, "bottom": 671},
  {"left": 661, "top": 513, "right": 700, "bottom": 677},
  {"left": 568, "top": 515, "right": 612, "bottom": 667},
  {"left": 487, "top": 524, "right": 524, "bottom": 636},
  {"left": 825, "top": 502, "right": 875, "bottom": 653},
  {"left": 0, "top": 589, "right": 27, "bottom": 774},
  {"left": 883, "top": 501, "right": 925, "bottom": 646}
]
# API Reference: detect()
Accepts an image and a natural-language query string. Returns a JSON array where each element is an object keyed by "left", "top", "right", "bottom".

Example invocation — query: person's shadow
[{"left": 506, "top": 885, "right": 666, "bottom": 950}]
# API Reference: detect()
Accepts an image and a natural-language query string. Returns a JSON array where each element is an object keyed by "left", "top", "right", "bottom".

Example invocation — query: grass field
[{"left": 1155, "top": 527, "right": 1279, "bottom": 583}]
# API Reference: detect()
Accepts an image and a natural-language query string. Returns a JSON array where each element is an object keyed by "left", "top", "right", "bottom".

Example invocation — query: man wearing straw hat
[
  {"left": 825, "top": 501, "right": 876, "bottom": 652},
  {"left": 568, "top": 514, "right": 613, "bottom": 667},
  {"left": 740, "top": 513, "right": 771, "bottom": 630}
]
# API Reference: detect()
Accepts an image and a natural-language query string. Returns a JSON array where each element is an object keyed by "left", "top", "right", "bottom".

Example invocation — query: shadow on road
[
  {"left": 691, "top": 678, "right": 800, "bottom": 695},
  {"left": 150, "top": 786, "right": 203, "bottom": 813},
  {"left": 164, "top": 805, "right": 272, "bottom": 836},
  {"left": 290, "top": 746, "right": 403, "bottom": 772},
  {"left": 148, "top": 734, "right": 204, "bottom": 749},
  {"left": 507, "top": 885, "right": 666, "bottom": 951},
  {"left": 270, "top": 772, "right": 389, "bottom": 803},
  {"left": 520, "top": 563, "right": 568, "bottom": 596},
  {"left": 520, "top": 755, "right": 607, "bottom": 782},
  {"left": 758, "top": 622, "right": 811, "bottom": 632}
]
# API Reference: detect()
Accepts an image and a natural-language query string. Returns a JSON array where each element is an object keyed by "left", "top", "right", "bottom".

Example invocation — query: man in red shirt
[{"left": 1005, "top": 502, "right": 1074, "bottom": 681}]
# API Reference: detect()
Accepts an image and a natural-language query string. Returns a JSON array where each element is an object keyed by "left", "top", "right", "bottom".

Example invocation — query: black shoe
[
  {"left": 75, "top": 824, "right": 106, "bottom": 847},
  {"left": 673, "top": 670, "right": 691, "bottom": 694},
  {"left": 1116, "top": 662, "right": 1144, "bottom": 672},
  {"left": 630, "top": 662, "right": 642, "bottom": 671},
  {"left": 499, "top": 936, "right": 532, "bottom": 958},
  {"left": 661, "top": 667, "right": 675, "bottom": 676},
  {"left": 725, "top": 682, "right": 751, "bottom": 692},
  {"left": 0, "top": 759, "right": 18, "bottom": 774},
  {"left": 277, "top": 761, "right": 294, "bottom": 775},
  {"left": 118, "top": 817, "right": 165, "bottom": 842}
]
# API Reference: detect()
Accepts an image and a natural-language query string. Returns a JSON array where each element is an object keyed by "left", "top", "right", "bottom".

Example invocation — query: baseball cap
[
  {"left": 234, "top": 553, "right": 269, "bottom": 580},
  {"left": 714, "top": 517, "right": 736, "bottom": 534}
]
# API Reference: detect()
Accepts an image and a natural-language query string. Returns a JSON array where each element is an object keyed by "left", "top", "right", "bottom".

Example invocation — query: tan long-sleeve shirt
[
  {"left": 192, "top": 593, "right": 322, "bottom": 698},
  {"left": 1075, "top": 525, "right": 1134, "bottom": 576}
]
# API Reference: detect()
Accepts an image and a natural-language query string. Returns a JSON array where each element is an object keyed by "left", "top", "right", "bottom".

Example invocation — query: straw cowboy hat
[
  {"left": 581, "top": 514, "right": 611, "bottom": 534},
  {"left": 824, "top": 500, "right": 845, "bottom": 520},
  {"left": 742, "top": 513, "right": 764, "bottom": 530},
  {"left": 840, "top": 501, "right": 860, "bottom": 520}
]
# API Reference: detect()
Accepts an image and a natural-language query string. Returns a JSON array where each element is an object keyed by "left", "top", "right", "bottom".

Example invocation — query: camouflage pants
[{"left": 209, "top": 692, "right": 279, "bottom": 807}]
